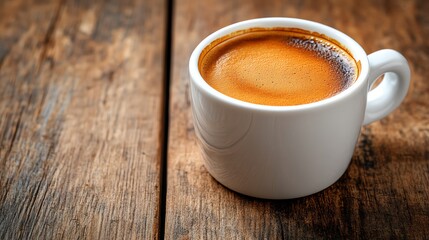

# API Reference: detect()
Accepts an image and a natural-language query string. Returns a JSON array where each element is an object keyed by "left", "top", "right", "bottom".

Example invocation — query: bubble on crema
[{"left": 288, "top": 36, "right": 356, "bottom": 88}]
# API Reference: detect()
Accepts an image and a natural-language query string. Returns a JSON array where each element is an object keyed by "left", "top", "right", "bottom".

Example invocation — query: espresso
[{"left": 199, "top": 28, "right": 358, "bottom": 106}]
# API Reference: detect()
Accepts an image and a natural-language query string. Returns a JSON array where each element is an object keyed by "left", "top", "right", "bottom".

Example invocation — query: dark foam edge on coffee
[{"left": 198, "top": 27, "right": 360, "bottom": 80}]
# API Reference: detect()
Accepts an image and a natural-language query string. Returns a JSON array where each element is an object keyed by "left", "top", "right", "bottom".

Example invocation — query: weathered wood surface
[
  {"left": 0, "top": 0, "right": 166, "bottom": 239},
  {"left": 1, "top": 0, "right": 428, "bottom": 239},
  {"left": 166, "top": 0, "right": 429, "bottom": 239}
]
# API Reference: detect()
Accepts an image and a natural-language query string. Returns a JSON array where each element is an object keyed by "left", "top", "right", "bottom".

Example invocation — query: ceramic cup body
[{"left": 189, "top": 18, "right": 410, "bottom": 199}]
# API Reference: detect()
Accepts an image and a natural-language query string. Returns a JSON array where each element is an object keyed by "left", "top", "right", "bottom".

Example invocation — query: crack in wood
[
  {"left": 37, "top": 0, "right": 66, "bottom": 74},
  {"left": 1, "top": 107, "right": 24, "bottom": 178}
]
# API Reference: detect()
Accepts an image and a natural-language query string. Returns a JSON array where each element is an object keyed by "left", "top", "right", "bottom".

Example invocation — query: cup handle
[{"left": 363, "top": 49, "right": 410, "bottom": 125}]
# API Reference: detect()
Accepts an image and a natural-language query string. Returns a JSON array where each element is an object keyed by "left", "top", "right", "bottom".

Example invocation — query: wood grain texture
[
  {"left": 166, "top": 0, "right": 429, "bottom": 239},
  {"left": 0, "top": 0, "right": 166, "bottom": 239}
]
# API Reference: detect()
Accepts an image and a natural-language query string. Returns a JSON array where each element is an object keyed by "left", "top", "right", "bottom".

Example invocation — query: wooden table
[{"left": 1, "top": 0, "right": 428, "bottom": 239}]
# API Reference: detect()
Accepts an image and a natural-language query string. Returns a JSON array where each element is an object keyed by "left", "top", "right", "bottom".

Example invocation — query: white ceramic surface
[{"left": 189, "top": 18, "right": 410, "bottom": 199}]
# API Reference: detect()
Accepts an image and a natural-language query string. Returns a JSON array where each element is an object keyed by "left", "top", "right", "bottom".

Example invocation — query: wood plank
[
  {"left": 0, "top": 0, "right": 166, "bottom": 238},
  {"left": 166, "top": 0, "right": 429, "bottom": 238}
]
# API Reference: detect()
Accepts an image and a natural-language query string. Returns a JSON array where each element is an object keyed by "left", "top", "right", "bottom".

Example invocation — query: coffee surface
[{"left": 199, "top": 28, "right": 358, "bottom": 106}]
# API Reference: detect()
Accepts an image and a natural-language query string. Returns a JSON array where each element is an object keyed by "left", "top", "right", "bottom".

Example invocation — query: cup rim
[{"left": 189, "top": 17, "right": 369, "bottom": 112}]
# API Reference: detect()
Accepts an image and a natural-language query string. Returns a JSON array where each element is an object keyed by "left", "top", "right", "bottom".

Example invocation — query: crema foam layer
[{"left": 199, "top": 28, "right": 358, "bottom": 106}]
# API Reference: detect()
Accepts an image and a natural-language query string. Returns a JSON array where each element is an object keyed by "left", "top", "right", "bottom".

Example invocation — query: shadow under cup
[{"left": 189, "top": 18, "right": 377, "bottom": 199}]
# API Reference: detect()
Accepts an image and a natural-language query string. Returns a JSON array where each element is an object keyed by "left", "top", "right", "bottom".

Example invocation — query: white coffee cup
[{"left": 189, "top": 18, "right": 410, "bottom": 199}]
